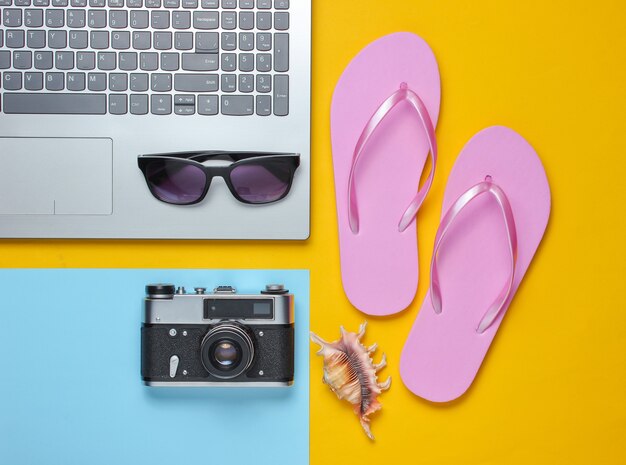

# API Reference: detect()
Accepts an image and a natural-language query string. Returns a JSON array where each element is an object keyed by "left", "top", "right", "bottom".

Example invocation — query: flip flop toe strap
[
  {"left": 430, "top": 176, "right": 518, "bottom": 334},
  {"left": 347, "top": 83, "right": 438, "bottom": 234}
]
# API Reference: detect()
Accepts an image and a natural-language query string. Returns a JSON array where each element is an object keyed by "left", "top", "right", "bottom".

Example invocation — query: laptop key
[
  {"left": 27, "top": 30, "right": 46, "bottom": 49},
  {"left": 0, "top": 51, "right": 11, "bottom": 69},
  {"left": 69, "top": 31, "right": 88, "bottom": 49},
  {"left": 160, "top": 52, "right": 179, "bottom": 71},
  {"left": 88, "top": 10, "right": 106, "bottom": 28},
  {"left": 256, "top": 73, "right": 270, "bottom": 93},
  {"left": 2, "top": 93, "right": 106, "bottom": 114},
  {"left": 154, "top": 31, "right": 172, "bottom": 50},
  {"left": 3, "top": 9, "right": 23, "bottom": 27},
  {"left": 46, "top": 9, "right": 64, "bottom": 27},
  {"left": 130, "top": 11, "right": 148, "bottom": 29},
  {"left": 238, "top": 53, "right": 254, "bottom": 72},
  {"left": 130, "top": 93, "right": 148, "bottom": 114},
  {"left": 151, "top": 11, "right": 170, "bottom": 29},
  {"left": 45, "top": 72, "right": 64, "bottom": 91},
  {"left": 274, "top": 12, "right": 289, "bottom": 31},
  {"left": 151, "top": 73, "right": 172, "bottom": 91},
  {"left": 119, "top": 51, "right": 138, "bottom": 70},
  {"left": 239, "top": 32, "right": 253, "bottom": 51},
  {"left": 221, "top": 53, "right": 235, "bottom": 71},
  {"left": 130, "top": 72, "right": 148, "bottom": 91},
  {"left": 55, "top": 50, "right": 74, "bottom": 70},
  {"left": 48, "top": 30, "right": 66, "bottom": 48},
  {"left": 198, "top": 94, "right": 218, "bottom": 115},
  {"left": 273, "top": 74, "right": 288, "bottom": 116},
  {"left": 109, "top": 72, "right": 128, "bottom": 91},
  {"left": 182, "top": 53, "right": 218, "bottom": 71},
  {"left": 238, "top": 73, "right": 253, "bottom": 93},
  {"left": 140, "top": 52, "right": 158, "bottom": 70},
  {"left": 133, "top": 31, "right": 151, "bottom": 49},
  {"left": 24, "top": 9, "right": 44, "bottom": 27},
  {"left": 239, "top": 12, "right": 253, "bottom": 30},
  {"left": 257, "top": 0, "right": 271, "bottom": 8},
  {"left": 110, "top": 10, "right": 128, "bottom": 28},
  {"left": 90, "top": 31, "right": 109, "bottom": 49},
  {"left": 3, "top": 72, "right": 22, "bottom": 90},
  {"left": 6, "top": 30, "right": 25, "bottom": 48},
  {"left": 67, "top": 10, "right": 85, "bottom": 28},
  {"left": 257, "top": 32, "right": 271, "bottom": 51},
  {"left": 174, "top": 73, "right": 217, "bottom": 91},
  {"left": 193, "top": 11, "right": 218, "bottom": 29},
  {"left": 24, "top": 71, "right": 44, "bottom": 90},
  {"left": 221, "top": 73, "right": 235, "bottom": 92},
  {"left": 256, "top": 12, "right": 271, "bottom": 31},
  {"left": 221, "top": 11, "right": 235, "bottom": 30},
  {"left": 275, "top": 0, "right": 288, "bottom": 9},
  {"left": 172, "top": 11, "right": 190, "bottom": 29},
  {"left": 13, "top": 51, "right": 32, "bottom": 69},
  {"left": 256, "top": 53, "right": 271, "bottom": 72},
  {"left": 221, "top": 95, "right": 253, "bottom": 116},
  {"left": 175, "top": 32, "right": 192, "bottom": 50},
  {"left": 76, "top": 51, "right": 95, "bottom": 69},
  {"left": 151, "top": 94, "right": 172, "bottom": 114},
  {"left": 196, "top": 32, "right": 218, "bottom": 53},
  {"left": 34, "top": 51, "right": 53, "bottom": 69},
  {"left": 66, "top": 72, "right": 85, "bottom": 90},
  {"left": 274, "top": 33, "right": 289, "bottom": 72},
  {"left": 221, "top": 32, "right": 236, "bottom": 51},
  {"left": 97, "top": 51, "right": 116, "bottom": 70},
  {"left": 201, "top": 0, "right": 218, "bottom": 7},
  {"left": 109, "top": 94, "right": 127, "bottom": 114},
  {"left": 256, "top": 94, "right": 271, "bottom": 116},
  {"left": 87, "top": 72, "right": 106, "bottom": 90}
]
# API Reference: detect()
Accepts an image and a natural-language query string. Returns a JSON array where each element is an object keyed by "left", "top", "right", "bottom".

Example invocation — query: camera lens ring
[{"left": 200, "top": 323, "right": 255, "bottom": 379}]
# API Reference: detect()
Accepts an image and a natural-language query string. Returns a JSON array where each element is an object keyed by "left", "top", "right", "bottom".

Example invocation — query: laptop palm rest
[{"left": 0, "top": 137, "right": 113, "bottom": 215}]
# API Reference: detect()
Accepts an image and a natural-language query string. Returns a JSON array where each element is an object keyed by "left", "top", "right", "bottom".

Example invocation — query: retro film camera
[{"left": 141, "top": 284, "right": 294, "bottom": 387}]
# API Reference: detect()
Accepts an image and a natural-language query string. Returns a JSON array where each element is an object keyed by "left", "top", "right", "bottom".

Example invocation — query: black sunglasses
[{"left": 138, "top": 151, "right": 300, "bottom": 206}]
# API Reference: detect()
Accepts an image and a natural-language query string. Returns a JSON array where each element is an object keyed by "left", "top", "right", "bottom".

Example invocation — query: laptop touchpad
[{"left": 0, "top": 137, "right": 112, "bottom": 215}]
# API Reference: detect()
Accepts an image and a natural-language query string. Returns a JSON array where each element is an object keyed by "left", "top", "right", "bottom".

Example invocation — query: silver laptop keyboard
[{"left": 0, "top": 0, "right": 289, "bottom": 116}]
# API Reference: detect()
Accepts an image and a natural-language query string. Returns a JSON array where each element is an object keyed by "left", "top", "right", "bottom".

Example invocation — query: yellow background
[{"left": 2, "top": 0, "right": 625, "bottom": 463}]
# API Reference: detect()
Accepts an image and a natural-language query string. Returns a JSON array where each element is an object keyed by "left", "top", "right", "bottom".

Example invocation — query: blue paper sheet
[{"left": 0, "top": 269, "right": 309, "bottom": 465}]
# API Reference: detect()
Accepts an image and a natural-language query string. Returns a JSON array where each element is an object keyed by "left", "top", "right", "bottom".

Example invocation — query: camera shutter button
[
  {"left": 194, "top": 287, "right": 207, "bottom": 294},
  {"left": 169, "top": 355, "right": 180, "bottom": 378}
]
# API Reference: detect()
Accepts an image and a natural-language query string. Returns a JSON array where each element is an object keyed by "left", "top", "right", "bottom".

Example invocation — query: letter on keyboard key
[
  {"left": 221, "top": 95, "right": 253, "bottom": 116},
  {"left": 3, "top": 72, "right": 22, "bottom": 90},
  {"left": 273, "top": 74, "right": 288, "bottom": 116},
  {"left": 25, "top": 72, "right": 44, "bottom": 91},
  {"left": 174, "top": 73, "right": 218, "bottom": 92},
  {"left": 27, "top": 30, "right": 46, "bottom": 49},
  {"left": 182, "top": 53, "right": 218, "bottom": 71},
  {"left": 3, "top": 93, "right": 106, "bottom": 114}
]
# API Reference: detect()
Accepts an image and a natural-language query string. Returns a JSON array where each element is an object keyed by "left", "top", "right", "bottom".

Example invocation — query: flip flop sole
[
  {"left": 330, "top": 32, "right": 441, "bottom": 315},
  {"left": 400, "top": 126, "right": 551, "bottom": 402}
]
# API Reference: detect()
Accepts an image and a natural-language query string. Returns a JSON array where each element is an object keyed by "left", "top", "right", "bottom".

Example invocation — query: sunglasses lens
[
  {"left": 144, "top": 159, "right": 206, "bottom": 204},
  {"left": 230, "top": 161, "right": 292, "bottom": 204}
]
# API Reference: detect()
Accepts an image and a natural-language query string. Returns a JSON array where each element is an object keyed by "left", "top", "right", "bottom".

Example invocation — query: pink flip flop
[
  {"left": 330, "top": 32, "right": 441, "bottom": 316},
  {"left": 400, "top": 126, "right": 551, "bottom": 402}
]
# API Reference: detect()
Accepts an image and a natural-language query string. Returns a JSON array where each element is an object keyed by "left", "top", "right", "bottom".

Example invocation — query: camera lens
[
  {"left": 201, "top": 323, "right": 255, "bottom": 379},
  {"left": 212, "top": 340, "right": 241, "bottom": 369}
]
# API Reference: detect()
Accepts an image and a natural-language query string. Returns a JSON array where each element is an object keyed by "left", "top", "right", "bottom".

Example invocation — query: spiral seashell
[{"left": 310, "top": 322, "right": 391, "bottom": 440}]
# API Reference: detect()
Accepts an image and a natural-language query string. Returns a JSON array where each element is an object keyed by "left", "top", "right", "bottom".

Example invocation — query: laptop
[{"left": 0, "top": 0, "right": 310, "bottom": 239}]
